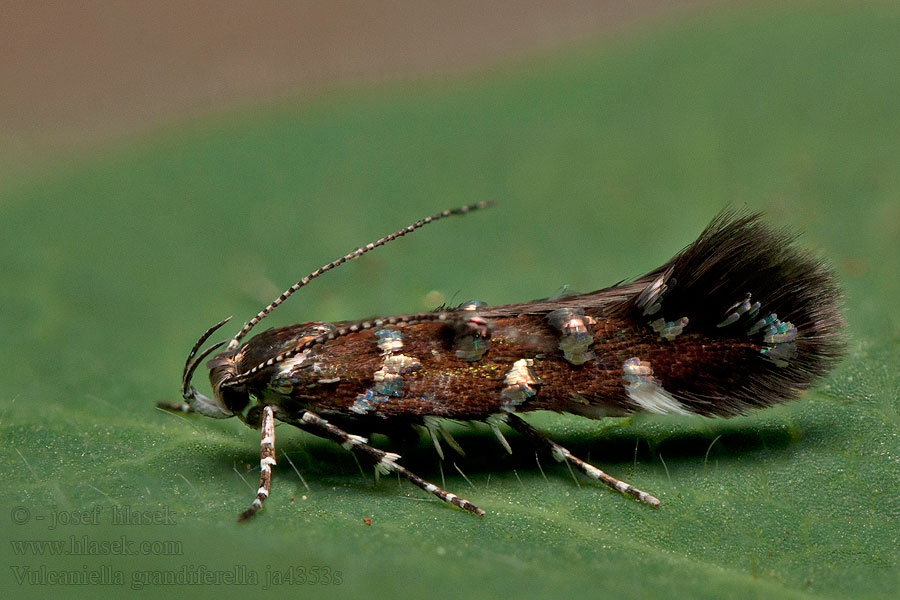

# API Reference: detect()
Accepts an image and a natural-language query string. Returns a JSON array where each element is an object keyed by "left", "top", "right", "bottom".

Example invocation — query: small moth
[{"left": 161, "top": 202, "right": 843, "bottom": 520}]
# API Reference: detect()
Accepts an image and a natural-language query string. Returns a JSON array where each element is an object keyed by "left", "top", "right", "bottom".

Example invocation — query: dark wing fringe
[{"left": 617, "top": 210, "right": 844, "bottom": 415}]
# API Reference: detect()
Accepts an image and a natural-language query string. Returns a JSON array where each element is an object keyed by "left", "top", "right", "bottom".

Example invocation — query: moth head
[{"left": 205, "top": 351, "right": 251, "bottom": 417}]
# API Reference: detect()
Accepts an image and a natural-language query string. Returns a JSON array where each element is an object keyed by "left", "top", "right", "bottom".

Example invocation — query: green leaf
[{"left": 2, "top": 5, "right": 898, "bottom": 599}]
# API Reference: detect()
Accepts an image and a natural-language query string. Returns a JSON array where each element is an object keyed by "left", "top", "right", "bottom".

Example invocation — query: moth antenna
[
  {"left": 228, "top": 201, "right": 494, "bottom": 350},
  {"left": 227, "top": 311, "right": 457, "bottom": 385},
  {"left": 181, "top": 316, "right": 232, "bottom": 398}
]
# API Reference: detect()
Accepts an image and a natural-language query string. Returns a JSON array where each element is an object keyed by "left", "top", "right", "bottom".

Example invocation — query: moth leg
[
  {"left": 502, "top": 413, "right": 660, "bottom": 507},
  {"left": 156, "top": 396, "right": 232, "bottom": 419},
  {"left": 288, "top": 410, "right": 485, "bottom": 516},
  {"left": 238, "top": 405, "right": 277, "bottom": 522}
]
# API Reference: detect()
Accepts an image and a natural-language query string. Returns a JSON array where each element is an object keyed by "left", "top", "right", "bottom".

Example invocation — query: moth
[{"left": 161, "top": 202, "right": 844, "bottom": 521}]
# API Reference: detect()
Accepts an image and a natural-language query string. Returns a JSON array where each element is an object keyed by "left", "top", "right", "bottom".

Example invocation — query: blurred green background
[{"left": 2, "top": 3, "right": 898, "bottom": 599}]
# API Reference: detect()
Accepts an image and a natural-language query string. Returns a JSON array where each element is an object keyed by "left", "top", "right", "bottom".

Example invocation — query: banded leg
[
  {"left": 288, "top": 410, "right": 485, "bottom": 516},
  {"left": 238, "top": 405, "right": 277, "bottom": 521},
  {"left": 503, "top": 413, "right": 660, "bottom": 507}
]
